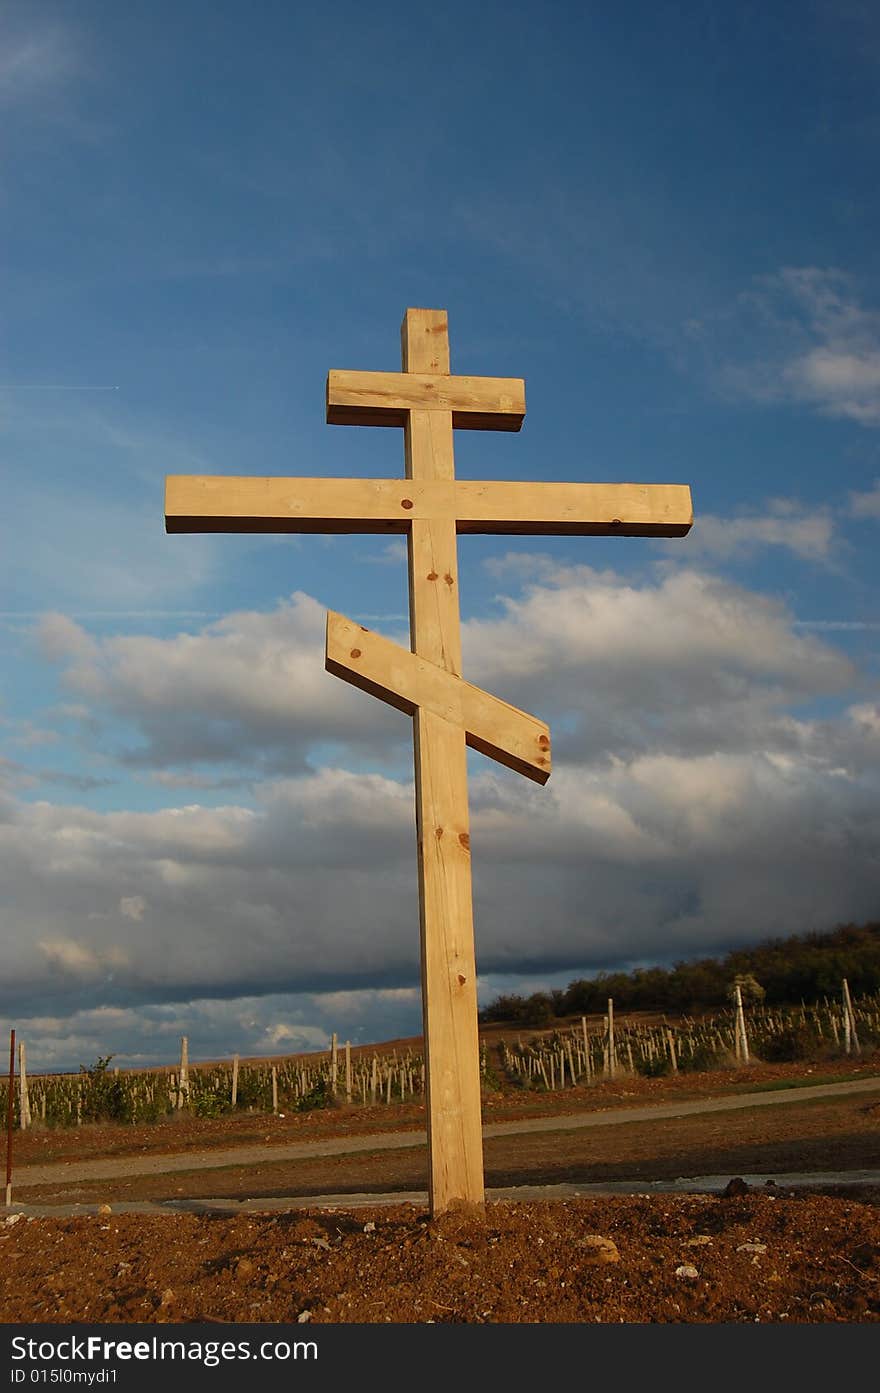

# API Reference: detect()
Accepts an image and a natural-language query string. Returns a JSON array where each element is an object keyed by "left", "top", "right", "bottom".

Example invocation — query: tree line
[{"left": 478, "top": 920, "right": 880, "bottom": 1027}]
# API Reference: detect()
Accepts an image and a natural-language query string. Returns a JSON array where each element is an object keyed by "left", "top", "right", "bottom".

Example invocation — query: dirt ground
[
  {"left": 3, "top": 1058, "right": 879, "bottom": 1324},
  {"left": 3, "top": 1190, "right": 880, "bottom": 1324}
]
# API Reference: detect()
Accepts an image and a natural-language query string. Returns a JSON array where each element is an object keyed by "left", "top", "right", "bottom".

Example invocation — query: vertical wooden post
[
  {"left": 18, "top": 1040, "right": 30, "bottom": 1131},
  {"left": 607, "top": 998, "right": 616, "bottom": 1080},
  {"left": 5, "top": 1029, "right": 14, "bottom": 1207},
  {"left": 734, "top": 983, "right": 750, "bottom": 1064},
  {"left": 271, "top": 1066, "right": 278, "bottom": 1114},
  {"left": 231, "top": 1053, "right": 239, "bottom": 1107},
  {"left": 345, "top": 1040, "right": 352, "bottom": 1103},
  {"left": 330, "top": 1033, "right": 338, "bottom": 1096},
  {"left": 179, "top": 1037, "right": 189, "bottom": 1106},
  {"left": 403, "top": 309, "right": 484, "bottom": 1213},
  {"left": 666, "top": 1027, "right": 678, "bottom": 1073},
  {"left": 581, "top": 1016, "right": 592, "bottom": 1084},
  {"left": 842, "top": 979, "right": 861, "bottom": 1057}
]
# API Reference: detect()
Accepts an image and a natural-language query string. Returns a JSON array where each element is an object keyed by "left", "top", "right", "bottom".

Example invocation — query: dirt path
[{"left": 15, "top": 1074, "right": 880, "bottom": 1190}]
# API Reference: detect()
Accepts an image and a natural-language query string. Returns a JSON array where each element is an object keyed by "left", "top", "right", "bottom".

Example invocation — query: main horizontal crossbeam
[
  {"left": 165, "top": 476, "right": 693, "bottom": 537},
  {"left": 325, "top": 612, "right": 551, "bottom": 784}
]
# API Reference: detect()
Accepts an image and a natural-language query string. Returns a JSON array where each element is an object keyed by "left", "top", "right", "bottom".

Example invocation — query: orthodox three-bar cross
[{"left": 165, "top": 308, "right": 692, "bottom": 1215}]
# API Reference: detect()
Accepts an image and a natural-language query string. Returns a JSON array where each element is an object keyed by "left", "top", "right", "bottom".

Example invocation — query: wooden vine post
[
  {"left": 165, "top": 307, "right": 693, "bottom": 1214},
  {"left": 5, "top": 1028, "right": 14, "bottom": 1207},
  {"left": 734, "top": 981, "right": 750, "bottom": 1064},
  {"left": 18, "top": 1039, "right": 30, "bottom": 1132},
  {"left": 842, "top": 978, "right": 860, "bottom": 1056}
]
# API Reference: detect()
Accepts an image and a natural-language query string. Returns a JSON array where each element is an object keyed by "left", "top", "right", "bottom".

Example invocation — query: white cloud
[
  {"left": 119, "top": 894, "right": 146, "bottom": 921},
  {"left": 39, "top": 937, "right": 128, "bottom": 980},
  {"left": 263, "top": 1022, "right": 330, "bottom": 1049},
  {"left": 654, "top": 499, "right": 835, "bottom": 564},
  {"left": 790, "top": 349, "right": 880, "bottom": 423},
  {"left": 359, "top": 539, "right": 408, "bottom": 566},
  {"left": 0, "top": 27, "right": 76, "bottom": 107},
  {"left": 37, "top": 612, "right": 98, "bottom": 662},
  {"left": 848, "top": 702, "right": 880, "bottom": 738},
  {"left": 310, "top": 987, "right": 421, "bottom": 1021},
  {"left": 463, "top": 567, "right": 852, "bottom": 747},
  {"left": 848, "top": 478, "right": 880, "bottom": 518},
  {"left": 41, "top": 592, "right": 407, "bottom": 771},
  {"left": 724, "top": 267, "right": 880, "bottom": 425}
]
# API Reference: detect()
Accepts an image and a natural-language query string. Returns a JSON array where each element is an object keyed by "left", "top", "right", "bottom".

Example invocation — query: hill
[{"left": 479, "top": 920, "right": 880, "bottom": 1026}]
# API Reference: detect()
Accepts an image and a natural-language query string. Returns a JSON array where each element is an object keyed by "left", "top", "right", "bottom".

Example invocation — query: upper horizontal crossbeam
[{"left": 326, "top": 370, "right": 525, "bottom": 431}]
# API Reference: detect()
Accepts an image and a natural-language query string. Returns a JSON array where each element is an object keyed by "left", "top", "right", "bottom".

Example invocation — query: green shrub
[
  {"left": 759, "top": 1025, "right": 816, "bottom": 1063},
  {"left": 677, "top": 1042, "right": 722, "bottom": 1073},
  {"left": 78, "top": 1055, "right": 133, "bottom": 1123},
  {"left": 191, "top": 1082, "right": 232, "bottom": 1118},
  {"left": 234, "top": 1068, "right": 270, "bottom": 1111},
  {"left": 635, "top": 1054, "right": 670, "bottom": 1078},
  {"left": 296, "top": 1076, "right": 331, "bottom": 1112}
]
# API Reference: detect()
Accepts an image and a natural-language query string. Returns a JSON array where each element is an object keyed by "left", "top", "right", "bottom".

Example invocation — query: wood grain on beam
[
  {"left": 164, "top": 475, "right": 451, "bottom": 533},
  {"left": 454, "top": 481, "right": 693, "bottom": 536}
]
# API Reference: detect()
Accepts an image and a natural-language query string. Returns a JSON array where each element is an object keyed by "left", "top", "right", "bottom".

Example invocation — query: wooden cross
[{"left": 165, "top": 308, "right": 692, "bottom": 1214}]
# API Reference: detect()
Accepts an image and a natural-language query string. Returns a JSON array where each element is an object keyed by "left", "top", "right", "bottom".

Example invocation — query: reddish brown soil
[
  {"left": 3, "top": 1059, "right": 879, "bottom": 1324},
  {"left": 2, "top": 1191, "right": 879, "bottom": 1323}
]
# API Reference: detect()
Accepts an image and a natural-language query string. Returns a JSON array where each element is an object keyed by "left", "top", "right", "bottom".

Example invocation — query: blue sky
[{"left": 2, "top": 1, "right": 879, "bottom": 1069}]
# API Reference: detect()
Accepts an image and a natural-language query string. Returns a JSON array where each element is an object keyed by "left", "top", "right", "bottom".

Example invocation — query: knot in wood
[
  {"left": 458, "top": 832, "right": 470, "bottom": 850},
  {"left": 350, "top": 648, "right": 362, "bottom": 659},
  {"left": 400, "top": 498, "right": 414, "bottom": 510},
  {"left": 427, "top": 571, "right": 438, "bottom": 581}
]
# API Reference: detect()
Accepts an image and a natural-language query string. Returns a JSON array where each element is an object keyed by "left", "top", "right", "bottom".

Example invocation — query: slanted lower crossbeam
[{"left": 164, "top": 306, "right": 693, "bottom": 1215}]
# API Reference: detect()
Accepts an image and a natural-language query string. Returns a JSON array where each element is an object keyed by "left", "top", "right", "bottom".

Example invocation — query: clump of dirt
[{"left": 2, "top": 1190, "right": 879, "bottom": 1324}]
